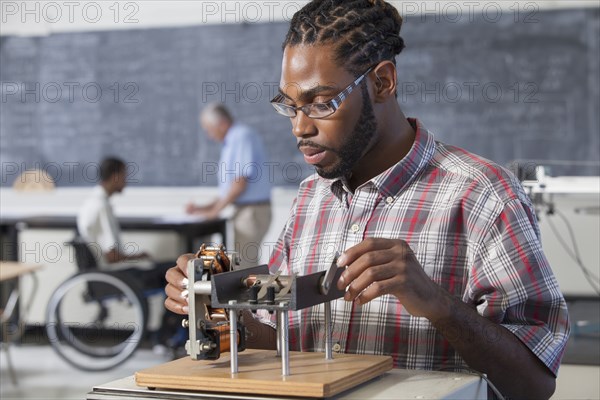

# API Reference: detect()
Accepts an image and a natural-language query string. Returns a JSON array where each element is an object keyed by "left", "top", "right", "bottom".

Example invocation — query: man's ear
[{"left": 371, "top": 61, "right": 397, "bottom": 102}]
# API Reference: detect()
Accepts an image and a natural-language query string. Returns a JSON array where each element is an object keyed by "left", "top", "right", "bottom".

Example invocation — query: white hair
[{"left": 200, "top": 102, "right": 233, "bottom": 126}]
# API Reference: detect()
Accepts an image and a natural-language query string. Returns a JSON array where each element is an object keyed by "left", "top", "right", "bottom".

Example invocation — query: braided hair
[{"left": 283, "top": 0, "right": 405, "bottom": 76}]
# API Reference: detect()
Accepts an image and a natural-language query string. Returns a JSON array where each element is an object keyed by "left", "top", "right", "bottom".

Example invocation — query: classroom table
[
  {"left": 86, "top": 368, "right": 487, "bottom": 400},
  {"left": 0, "top": 261, "right": 43, "bottom": 384},
  {"left": 0, "top": 215, "right": 228, "bottom": 262}
]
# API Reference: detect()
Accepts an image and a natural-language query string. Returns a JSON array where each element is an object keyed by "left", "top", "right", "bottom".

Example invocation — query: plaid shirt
[{"left": 267, "top": 118, "right": 569, "bottom": 375}]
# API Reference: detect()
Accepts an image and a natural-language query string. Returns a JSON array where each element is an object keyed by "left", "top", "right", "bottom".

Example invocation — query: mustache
[{"left": 297, "top": 140, "right": 336, "bottom": 153}]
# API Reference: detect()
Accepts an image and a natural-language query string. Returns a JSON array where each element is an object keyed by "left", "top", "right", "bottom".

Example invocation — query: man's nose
[{"left": 291, "top": 111, "right": 317, "bottom": 139}]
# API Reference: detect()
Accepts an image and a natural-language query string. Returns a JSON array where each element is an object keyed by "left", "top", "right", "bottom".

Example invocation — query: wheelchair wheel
[{"left": 46, "top": 271, "right": 148, "bottom": 371}]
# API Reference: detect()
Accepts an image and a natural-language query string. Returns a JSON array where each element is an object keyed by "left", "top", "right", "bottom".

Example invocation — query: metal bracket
[{"left": 320, "top": 251, "right": 340, "bottom": 295}]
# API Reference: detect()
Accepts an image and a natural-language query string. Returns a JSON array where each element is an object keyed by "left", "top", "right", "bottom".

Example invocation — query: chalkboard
[{"left": 1, "top": 8, "right": 598, "bottom": 187}]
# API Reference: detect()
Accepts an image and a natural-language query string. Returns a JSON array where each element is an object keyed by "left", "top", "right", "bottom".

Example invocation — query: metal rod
[
  {"left": 192, "top": 280, "right": 212, "bottom": 295},
  {"left": 228, "top": 301, "right": 238, "bottom": 374},
  {"left": 324, "top": 302, "right": 333, "bottom": 360},
  {"left": 186, "top": 260, "right": 200, "bottom": 360},
  {"left": 276, "top": 310, "right": 281, "bottom": 357},
  {"left": 280, "top": 304, "right": 290, "bottom": 376}
]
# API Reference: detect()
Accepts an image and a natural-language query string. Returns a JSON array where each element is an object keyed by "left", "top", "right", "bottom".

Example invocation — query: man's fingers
[
  {"left": 343, "top": 263, "right": 397, "bottom": 301},
  {"left": 338, "top": 249, "right": 393, "bottom": 290},
  {"left": 337, "top": 238, "right": 395, "bottom": 267},
  {"left": 165, "top": 297, "right": 189, "bottom": 315},
  {"left": 164, "top": 253, "right": 195, "bottom": 315},
  {"left": 176, "top": 253, "right": 195, "bottom": 277},
  {"left": 165, "top": 282, "right": 189, "bottom": 303},
  {"left": 166, "top": 266, "right": 188, "bottom": 289},
  {"left": 354, "top": 277, "right": 396, "bottom": 305}
]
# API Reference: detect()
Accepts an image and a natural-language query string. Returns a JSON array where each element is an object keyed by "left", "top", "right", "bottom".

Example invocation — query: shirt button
[
  {"left": 332, "top": 343, "right": 342, "bottom": 352},
  {"left": 386, "top": 196, "right": 394, "bottom": 204},
  {"left": 350, "top": 224, "right": 360, "bottom": 233}
]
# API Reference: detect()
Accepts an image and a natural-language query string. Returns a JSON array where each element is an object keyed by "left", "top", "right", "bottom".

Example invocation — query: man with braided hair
[{"left": 165, "top": 1, "right": 569, "bottom": 398}]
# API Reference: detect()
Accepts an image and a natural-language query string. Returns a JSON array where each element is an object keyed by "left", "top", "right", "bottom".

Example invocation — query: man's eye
[{"left": 311, "top": 103, "right": 332, "bottom": 113}]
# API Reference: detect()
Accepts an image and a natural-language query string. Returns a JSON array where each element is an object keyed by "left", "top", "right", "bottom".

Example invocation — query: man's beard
[{"left": 315, "top": 85, "right": 377, "bottom": 180}]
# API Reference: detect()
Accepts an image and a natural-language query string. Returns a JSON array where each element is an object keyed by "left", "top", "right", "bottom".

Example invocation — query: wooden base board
[{"left": 135, "top": 349, "right": 393, "bottom": 398}]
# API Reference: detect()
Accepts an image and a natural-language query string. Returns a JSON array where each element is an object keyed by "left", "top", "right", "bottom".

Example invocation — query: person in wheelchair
[
  {"left": 77, "top": 156, "right": 179, "bottom": 353},
  {"left": 78, "top": 157, "right": 155, "bottom": 270}
]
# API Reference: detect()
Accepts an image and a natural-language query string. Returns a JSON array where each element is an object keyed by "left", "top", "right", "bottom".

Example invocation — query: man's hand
[
  {"left": 337, "top": 237, "right": 557, "bottom": 399},
  {"left": 336, "top": 238, "right": 446, "bottom": 319},
  {"left": 133, "top": 251, "right": 151, "bottom": 260},
  {"left": 185, "top": 202, "right": 197, "bottom": 214},
  {"left": 164, "top": 253, "right": 194, "bottom": 315},
  {"left": 185, "top": 200, "right": 218, "bottom": 216},
  {"left": 106, "top": 249, "right": 151, "bottom": 263}
]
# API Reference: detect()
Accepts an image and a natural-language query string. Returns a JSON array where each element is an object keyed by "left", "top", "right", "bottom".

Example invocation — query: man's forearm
[
  {"left": 106, "top": 248, "right": 127, "bottom": 263},
  {"left": 197, "top": 199, "right": 219, "bottom": 212},
  {"left": 431, "top": 290, "right": 555, "bottom": 399},
  {"left": 105, "top": 248, "right": 148, "bottom": 263},
  {"left": 214, "top": 178, "right": 247, "bottom": 212}
]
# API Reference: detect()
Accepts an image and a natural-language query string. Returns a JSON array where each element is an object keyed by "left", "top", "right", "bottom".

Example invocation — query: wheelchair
[{"left": 45, "top": 237, "right": 160, "bottom": 371}]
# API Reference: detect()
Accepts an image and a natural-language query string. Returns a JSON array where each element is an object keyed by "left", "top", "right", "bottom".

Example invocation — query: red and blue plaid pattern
[{"left": 267, "top": 118, "right": 570, "bottom": 374}]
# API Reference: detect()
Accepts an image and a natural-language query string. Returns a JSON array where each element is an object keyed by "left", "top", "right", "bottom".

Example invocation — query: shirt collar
[
  {"left": 93, "top": 185, "right": 109, "bottom": 199},
  {"left": 324, "top": 118, "right": 436, "bottom": 201}
]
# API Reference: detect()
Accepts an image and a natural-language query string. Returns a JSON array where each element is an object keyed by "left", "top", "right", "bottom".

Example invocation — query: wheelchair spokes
[{"left": 46, "top": 272, "right": 148, "bottom": 371}]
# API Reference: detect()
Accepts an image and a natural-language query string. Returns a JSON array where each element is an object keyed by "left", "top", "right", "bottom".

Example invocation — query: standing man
[
  {"left": 187, "top": 103, "right": 272, "bottom": 268},
  {"left": 168, "top": 2, "right": 569, "bottom": 398}
]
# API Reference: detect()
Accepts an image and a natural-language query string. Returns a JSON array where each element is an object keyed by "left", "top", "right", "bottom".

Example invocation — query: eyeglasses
[{"left": 270, "top": 66, "right": 375, "bottom": 119}]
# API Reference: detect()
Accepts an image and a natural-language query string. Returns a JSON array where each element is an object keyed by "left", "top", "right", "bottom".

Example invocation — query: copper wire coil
[
  {"left": 209, "top": 309, "right": 227, "bottom": 321},
  {"left": 196, "top": 244, "right": 231, "bottom": 273},
  {"left": 212, "top": 324, "right": 240, "bottom": 353}
]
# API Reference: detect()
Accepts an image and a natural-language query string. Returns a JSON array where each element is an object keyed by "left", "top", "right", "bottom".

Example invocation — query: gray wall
[{"left": 1, "top": 8, "right": 598, "bottom": 186}]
